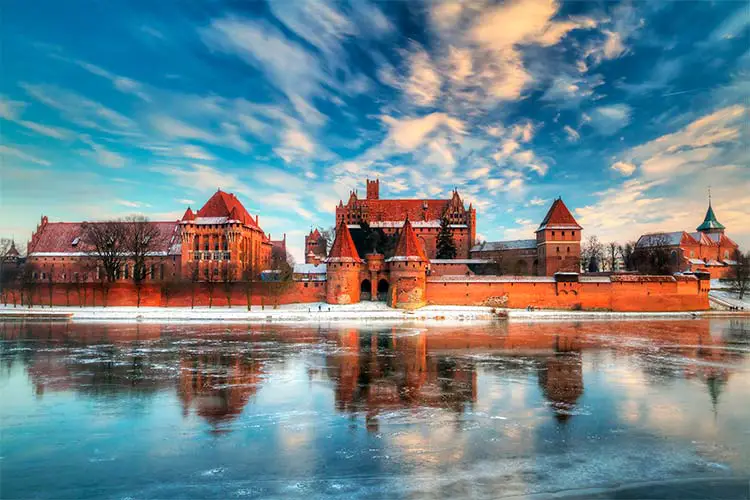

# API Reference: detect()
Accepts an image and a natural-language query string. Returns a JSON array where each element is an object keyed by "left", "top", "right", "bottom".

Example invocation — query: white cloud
[
  {"left": 611, "top": 161, "right": 636, "bottom": 176},
  {"left": 181, "top": 144, "right": 215, "bottom": 161},
  {"left": 405, "top": 46, "right": 442, "bottom": 106},
  {"left": 584, "top": 103, "right": 632, "bottom": 135},
  {"left": 1, "top": 94, "right": 72, "bottom": 139},
  {"left": 381, "top": 112, "right": 465, "bottom": 151},
  {"left": 563, "top": 125, "right": 580, "bottom": 142},
  {"left": 0, "top": 145, "right": 50, "bottom": 166},
  {"left": 80, "top": 136, "right": 126, "bottom": 168}
]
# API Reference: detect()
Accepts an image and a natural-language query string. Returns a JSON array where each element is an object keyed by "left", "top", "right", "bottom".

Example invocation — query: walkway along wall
[{"left": 425, "top": 273, "right": 710, "bottom": 312}]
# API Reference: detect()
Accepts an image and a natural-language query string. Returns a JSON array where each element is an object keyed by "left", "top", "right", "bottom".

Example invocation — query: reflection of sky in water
[{"left": 0, "top": 319, "right": 749, "bottom": 499}]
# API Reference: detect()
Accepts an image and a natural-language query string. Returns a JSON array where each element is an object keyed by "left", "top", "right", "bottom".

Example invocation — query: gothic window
[{"left": 552, "top": 231, "right": 555, "bottom": 237}]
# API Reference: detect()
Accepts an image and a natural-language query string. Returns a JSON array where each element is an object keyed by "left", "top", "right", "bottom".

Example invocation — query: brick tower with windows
[
  {"left": 326, "top": 219, "right": 364, "bottom": 304},
  {"left": 536, "top": 198, "right": 582, "bottom": 275},
  {"left": 386, "top": 217, "right": 429, "bottom": 309}
]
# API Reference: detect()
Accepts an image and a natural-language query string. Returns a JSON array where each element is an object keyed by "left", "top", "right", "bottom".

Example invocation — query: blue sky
[{"left": 1, "top": 0, "right": 748, "bottom": 260}]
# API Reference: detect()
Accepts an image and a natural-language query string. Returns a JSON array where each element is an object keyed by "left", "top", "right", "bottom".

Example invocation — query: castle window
[
  {"left": 572, "top": 231, "right": 575, "bottom": 237},
  {"left": 552, "top": 231, "right": 555, "bottom": 237},
  {"left": 562, "top": 231, "right": 565, "bottom": 237},
  {"left": 41, "top": 272, "right": 46, "bottom": 280},
  {"left": 556, "top": 247, "right": 560, "bottom": 253}
]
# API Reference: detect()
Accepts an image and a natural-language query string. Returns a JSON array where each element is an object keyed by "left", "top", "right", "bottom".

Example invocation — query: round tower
[
  {"left": 386, "top": 218, "right": 429, "bottom": 309},
  {"left": 326, "top": 220, "right": 364, "bottom": 304}
]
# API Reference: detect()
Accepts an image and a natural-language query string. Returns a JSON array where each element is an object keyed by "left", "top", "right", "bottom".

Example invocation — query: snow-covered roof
[
  {"left": 723, "top": 259, "right": 738, "bottom": 265},
  {"left": 293, "top": 263, "right": 327, "bottom": 274},
  {"left": 705, "top": 259, "right": 724, "bottom": 266},
  {"left": 386, "top": 255, "right": 426, "bottom": 262},
  {"left": 428, "top": 275, "right": 555, "bottom": 283},
  {"left": 471, "top": 239, "right": 537, "bottom": 252},
  {"left": 636, "top": 231, "right": 685, "bottom": 247},
  {"left": 688, "top": 258, "right": 705, "bottom": 265},
  {"left": 579, "top": 276, "right": 611, "bottom": 283},
  {"left": 369, "top": 220, "right": 441, "bottom": 228},
  {"left": 430, "top": 259, "right": 493, "bottom": 264}
]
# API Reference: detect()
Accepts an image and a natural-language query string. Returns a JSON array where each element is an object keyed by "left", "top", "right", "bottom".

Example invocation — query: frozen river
[{"left": 1, "top": 319, "right": 749, "bottom": 499}]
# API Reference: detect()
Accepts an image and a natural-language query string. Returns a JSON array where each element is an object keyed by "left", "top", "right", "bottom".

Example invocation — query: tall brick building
[
  {"left": 25, "top": 190, "right": 273, "bottom": 283},
  {"left": 635, "top": 199, "right": 739, "bottom": 278},
  {"left": 470, "top": 198, "right": 582, "bottom": 275},
  {"left": 334, "top": 179, "right": 476, "bottom": 259}
]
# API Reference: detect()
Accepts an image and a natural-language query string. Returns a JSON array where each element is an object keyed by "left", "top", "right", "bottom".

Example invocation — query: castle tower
[
  {"left": 326, "top": 219, "right": 364, "bottom": 304},
  {"left": 536, "top": 198, "right": 582, "bottom": 275},
  {"left": 366, "top": 178, "right": 379, "bottom": 200},
  {"left": 305, "top": 228, "right": 327, "bottom": 264},
  {"left": 386, "top": 217, "right": 429, "bottom": 309},
  {"left": 696, "top": 194, "right": 725, "bottom": 235}
]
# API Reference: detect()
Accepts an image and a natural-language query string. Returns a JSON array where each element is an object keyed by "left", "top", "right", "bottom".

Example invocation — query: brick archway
[
  {"left": 360, "top": 279, "right": 372, "bottom": 301},
  {"left": 376, "top": 279, "right": 389, "bottom": 301}
]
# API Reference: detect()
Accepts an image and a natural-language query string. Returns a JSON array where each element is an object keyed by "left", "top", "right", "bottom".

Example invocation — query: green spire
[{"left": 697, "top": 190, "right": 725, "bottom": 232}]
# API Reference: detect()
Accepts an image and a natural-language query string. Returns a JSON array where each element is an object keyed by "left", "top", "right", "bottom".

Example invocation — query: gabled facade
[
  {"left": 635, "top": 199, "right": 739, "bottom": 278},
  {"left": 335, "top": 178, "right": 476, "bottom": 258},
  {"left": 180, "top": 190, "right": 272, "bottom": 280}
]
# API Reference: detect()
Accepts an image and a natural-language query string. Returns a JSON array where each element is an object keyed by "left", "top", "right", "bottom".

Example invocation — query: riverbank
[{"left": 1, "top": 303, "right": 746, "bottom": 323}]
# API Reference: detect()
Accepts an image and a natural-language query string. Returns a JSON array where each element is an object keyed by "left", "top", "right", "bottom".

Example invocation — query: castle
[
  {"left": 635, "top": 197, "right": 739, "bottom": 279},
  {"left": 7, "top": 177, "right": 717, "bottom": 312}
]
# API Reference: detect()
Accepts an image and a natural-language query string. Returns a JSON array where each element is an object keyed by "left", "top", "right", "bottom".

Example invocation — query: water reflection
[
  {"left": 1, "top": 319, "right": 747, "bottom": 431},
  {"left": 2, "top": 319, "right": 750, "bottom": 499}
]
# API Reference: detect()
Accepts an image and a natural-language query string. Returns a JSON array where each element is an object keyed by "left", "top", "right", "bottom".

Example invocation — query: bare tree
[
  {"left": 0, "top": 238, "right": 13, "bottom": 300},
  {"left": 19, "top": 263, "right": 39, "bottom": 308},
  {"left": 122, "top": 216, "right": 162, "bottom": 308},
  {"left": 319, "top": 226, "right": 335, "bottom": 255},
  {"left": 160, "top": 271, "right": 182, "bottom": 307},
  {"left": 187, "top": 261, "right": 200, "bottom": 309},
  {"left": 632, "top": 234, "right": 675, "bottom": 275},
  {"left": 221, "top": 261, "right": 237, "bottom": 308},
  {"left": 268, "top": 248, "right": 294, "bottom": 309},
  {"left": 606, "top": 242, "right": 619, "bottom": 272},
  {"left": 581, "top": 235, "right": 604, "bottom": 273},
  {"left": 1, "top": 262, "right": 20, "bottom": 307},
  {"left": 618, "top": 241, "right": 636, "bottom": 271},
  {"left": 203, "top": 264, "right": 219, "bottom": 308},
  {"left": 82, "top": 221, "right": 127, "bottom": 306},
  {"left": 241, "top": 262, "right": 260, "bottom": 311},
  {"left": 728, "top": 250, "right": 749, "bottom": 300}
]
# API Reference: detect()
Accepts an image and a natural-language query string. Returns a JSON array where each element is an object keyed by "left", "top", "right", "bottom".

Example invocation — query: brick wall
[{"left": 425, "top": 276, "right": 709, "bottom": 312}]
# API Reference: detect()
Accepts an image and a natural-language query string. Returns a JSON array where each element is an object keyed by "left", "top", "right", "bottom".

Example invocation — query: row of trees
[{"left": 0, "top": 217, "right": 296, "bottom": 309}]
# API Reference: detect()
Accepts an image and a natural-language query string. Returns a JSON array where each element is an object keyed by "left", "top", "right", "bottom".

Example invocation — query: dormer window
[{"left": 71, "top": 237, "right": 80, "bottom": 247}]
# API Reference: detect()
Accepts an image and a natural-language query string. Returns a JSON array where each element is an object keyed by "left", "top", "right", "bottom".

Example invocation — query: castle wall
[
  {"left": 5, "top": 281, "right": 326, "bottom": 308},
  {"left": 425, "top": 275, "right": 709, "bottom": 312}
]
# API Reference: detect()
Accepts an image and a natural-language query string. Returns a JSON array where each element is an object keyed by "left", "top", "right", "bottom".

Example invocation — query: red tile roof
[
  {"left": 393, "top": 218, "right": 428, "bottom": 261},
  {"left": 340, "top": 190, "right": 471, "bottom": 222},
  {"left": 27, "top": 221, "right": 181, "bottom": 255},
  {"left": 195, "top": 190, "right": 259, "bottom": 228},
  {"left": 181, "top": 207, "right": 195, "bottom": 221},
  {"left": 537, "top": 198, "right": 581, "bottom": 231},
  {"left": 327, "top": 219, "right": 361, "bottom": 262}
]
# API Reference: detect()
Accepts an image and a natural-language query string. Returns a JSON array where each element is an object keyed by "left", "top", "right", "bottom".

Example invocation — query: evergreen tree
[{"left": 436, "top": 215, "right": 457, "bottom": 259}]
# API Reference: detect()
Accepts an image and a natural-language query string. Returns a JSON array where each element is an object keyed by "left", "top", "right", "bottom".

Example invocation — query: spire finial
[{"left": 708, "top": 186, "right": 712, "bottom": 206}]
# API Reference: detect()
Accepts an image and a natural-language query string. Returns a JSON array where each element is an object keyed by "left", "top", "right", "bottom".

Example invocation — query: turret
[
  {"left": 386, "top": 217, "right": 429, "bottom": 309},
  {"left": 325, "top": 220, "right": 364, "bottom": 304},
  {"left": 696, "top": 194, "right": 725, "bottom": 235},
  {"left": 366, "top": 178, "right": 380, "bottom": 200},
  {"left": 536, "top": 198, "right": 582, "bottom": 276}
]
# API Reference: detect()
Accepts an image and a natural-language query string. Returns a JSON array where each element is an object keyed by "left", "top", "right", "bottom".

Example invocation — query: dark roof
[{"left": 28, "top": 221, "right": 181, "bottom": 255}]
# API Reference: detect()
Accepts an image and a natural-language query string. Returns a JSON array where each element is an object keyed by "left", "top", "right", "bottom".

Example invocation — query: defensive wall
[
  {"left": 2, "top": 272, "right": 710, "bottom": 312},
  {"left": 425, "top": 273, "right": 710, "bottom": 312}
]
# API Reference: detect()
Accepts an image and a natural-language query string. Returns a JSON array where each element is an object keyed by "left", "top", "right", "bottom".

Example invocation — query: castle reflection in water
[{"left": 1, "top": 319, "right": 747, "bottom": 433}]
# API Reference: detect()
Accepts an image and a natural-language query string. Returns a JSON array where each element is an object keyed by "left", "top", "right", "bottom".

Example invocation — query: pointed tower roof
[
  {"left": 697, "top": 201, "right": 725, "bottom": 232},
  {"left": 388, "top": 217, "right": 428, "bottom": 262},
  {"left": 537, "top": 198, "right": 582, "bottom": 231},
  {"left": 310, "top": 228, "right": 321, "bottom": 238},
  {"left": 5, "top": 240, "right": 19, "bottom": 258},
  {"left": 327, "top": 219, "right": 362, "bottom": 263},
  {"left": 195, "top": 190, "right": 259, "bottom": 228},
  {"left": 181, "top": 207, "right": 195, "bottom": 221}
]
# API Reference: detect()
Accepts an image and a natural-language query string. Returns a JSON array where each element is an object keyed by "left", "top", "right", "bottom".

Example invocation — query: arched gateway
[
  {"left": 360, "top": 279, "right": 372, "bottom": 301},
  {"left": 376, "top": 279, "right": 389, "bottom": 301}
]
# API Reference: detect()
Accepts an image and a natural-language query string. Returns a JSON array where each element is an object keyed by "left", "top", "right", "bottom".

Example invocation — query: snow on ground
[
  {"left": 0, "top": 302, "right": 738, "bottom": 324},
  {"left": 710, "top": 290, "right": 750, "bottom": 310}
]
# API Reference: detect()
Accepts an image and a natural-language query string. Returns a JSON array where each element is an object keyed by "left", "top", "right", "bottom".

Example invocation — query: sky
[{"left": 1, "top": 0, "right": 748, "bottom": 261}]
